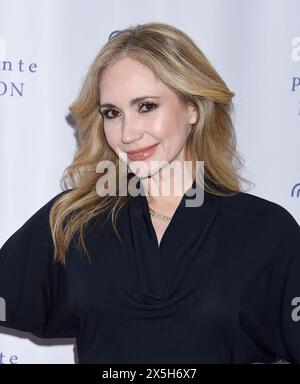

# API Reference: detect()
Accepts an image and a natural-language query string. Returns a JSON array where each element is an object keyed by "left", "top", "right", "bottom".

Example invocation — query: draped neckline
[{"left": 117, "top": 177, "right": 222, "bottom": 314}]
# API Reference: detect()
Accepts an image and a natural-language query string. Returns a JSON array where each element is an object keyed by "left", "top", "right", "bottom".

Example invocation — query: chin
[
  {"left": 128, "top": 158, "right": 170, "bottom": 179},
  {"left": 128, "top": 163, "right": 158, "bottom": 179}
]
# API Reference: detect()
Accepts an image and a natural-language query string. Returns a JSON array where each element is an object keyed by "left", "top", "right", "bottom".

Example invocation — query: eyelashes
[{"left": 100, "top": 102, "right": 158, "bottom": 120}]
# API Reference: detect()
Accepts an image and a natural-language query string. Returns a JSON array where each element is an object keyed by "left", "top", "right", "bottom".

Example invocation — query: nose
[{"left": 121, "top": 114, "right": 143, "bottom": 144}]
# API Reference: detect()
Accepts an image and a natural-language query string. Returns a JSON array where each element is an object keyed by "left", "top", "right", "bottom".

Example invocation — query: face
[{"left": 99, "top": 56, "right": 198, "bottom": 180}]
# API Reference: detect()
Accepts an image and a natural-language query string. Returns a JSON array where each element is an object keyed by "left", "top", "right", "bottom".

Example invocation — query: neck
[{"left": 140, "top": 162, "right": 195, "bottom": 210}]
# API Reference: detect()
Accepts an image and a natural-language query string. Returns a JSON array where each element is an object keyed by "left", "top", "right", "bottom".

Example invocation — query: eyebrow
[{"left": 99, "top": 96, "right": 160, "bottom": 109}]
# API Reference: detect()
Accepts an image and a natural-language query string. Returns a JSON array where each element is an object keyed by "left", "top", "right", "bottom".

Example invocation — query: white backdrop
[{"left": 0, "top": 0, "right": 299, "bottom": 364}]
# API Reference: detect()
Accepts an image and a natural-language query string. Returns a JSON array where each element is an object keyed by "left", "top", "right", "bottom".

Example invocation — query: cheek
[
  {"left": 151, "top": 111, "right": 187, "bottom": 142},
  {"left": 103, "top": 126, "right": 120, "bottom": 149},
  {"left": 150, "top": 113, "right": 179, "bottom": 139}
]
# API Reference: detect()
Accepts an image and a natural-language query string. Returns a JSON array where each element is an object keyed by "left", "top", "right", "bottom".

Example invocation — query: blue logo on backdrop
[
  {"left": 0, "top": 36, "right": 38, "bottom": 97},
  {"left": 0, "top": 352, "right": 18, "bottom": 364},
  {"left": 291, "top": 37, "right": 300, "bottom": 115},
  {"left": 108, "top": 30, "right": 121, "bottom": 41},
  {"left": 291, "top": 183, "right": 300, "bottom": 197}
]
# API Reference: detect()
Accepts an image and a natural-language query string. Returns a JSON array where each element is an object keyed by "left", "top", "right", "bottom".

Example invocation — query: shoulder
[
  {"left": 220, "top": 191, "right": 298, "bottom": 225},
  {"left": 1, "top": 189, "right": 73, "bottom": 251},
  {"left": 218, "top": 191, "right": 300, "bottom": 242},
  {"left": 25, "top": 189, "right": 72, "bottom": 235},
  {"left": 217, "top": 192, "right": 300, "bottom": 291}
]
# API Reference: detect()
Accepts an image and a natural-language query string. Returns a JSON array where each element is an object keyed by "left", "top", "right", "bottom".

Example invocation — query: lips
[
  {"left": 126, "top": 143, "right": 159, "bottom": 161},
  {"left": 126, "top": 143, "right": 159, "bottom": 154}
]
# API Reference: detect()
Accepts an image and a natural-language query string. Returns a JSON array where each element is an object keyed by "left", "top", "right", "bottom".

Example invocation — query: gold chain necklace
[{"left": 149, "top": 207, "right": 172, "bottom": 222}]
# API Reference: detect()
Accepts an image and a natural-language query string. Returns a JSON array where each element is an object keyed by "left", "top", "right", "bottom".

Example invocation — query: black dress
[{"left": 0, "top": 180, "right": 300, "bottom": 364}]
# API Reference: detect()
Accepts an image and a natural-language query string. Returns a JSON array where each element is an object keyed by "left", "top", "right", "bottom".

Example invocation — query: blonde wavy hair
[{"left": 49, "top": 21, "right": 253, "bottom": 264}]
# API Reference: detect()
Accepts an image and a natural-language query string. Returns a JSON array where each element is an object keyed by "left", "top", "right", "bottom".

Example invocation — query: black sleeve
[
  {"left": 280, "top": 220, "right": 300, "bottom": 363},
  {"left": 0, "top": 190, "right": 79, "bottom": 339},
  {"left": 239, "top": 205, "right": 300, "bottom": 363}
]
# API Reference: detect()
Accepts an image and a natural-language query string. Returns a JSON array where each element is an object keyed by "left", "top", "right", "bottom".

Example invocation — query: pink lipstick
[{"left": 126, "top": 143, "right": 159, "bottom": 161}]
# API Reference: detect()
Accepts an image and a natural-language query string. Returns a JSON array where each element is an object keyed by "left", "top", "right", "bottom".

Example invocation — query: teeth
[
  {"left": 135, "top": 150, "right": 149, "bottom": 156},
  {"left": 129, "top": 144, "right": 157, "bottom": 158}
]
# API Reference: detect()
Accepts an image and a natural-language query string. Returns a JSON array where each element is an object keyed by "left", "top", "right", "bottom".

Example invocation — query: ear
[{"left": 186, "top": 103, "right": 198, "bottom": 125}]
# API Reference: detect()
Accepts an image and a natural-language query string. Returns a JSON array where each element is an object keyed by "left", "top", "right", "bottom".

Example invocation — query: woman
[{"left": 0, "top": 22, "right": 299, "bottom": 364}]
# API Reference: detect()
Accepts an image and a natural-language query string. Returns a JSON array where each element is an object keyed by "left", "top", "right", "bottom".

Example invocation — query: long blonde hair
[{"left": 49, "top": 21, "right": 253, "bottom": 264}]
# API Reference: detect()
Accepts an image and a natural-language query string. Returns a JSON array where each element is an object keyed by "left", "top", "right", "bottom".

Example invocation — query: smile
[{"left": 126, "top": 143, "right": 159, "bottom": 161}]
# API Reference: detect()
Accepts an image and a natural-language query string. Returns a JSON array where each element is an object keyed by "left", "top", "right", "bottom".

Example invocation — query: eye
[
  {"left": 100, "top": 102, "right": 158, "bottom": 120},
  {"left": 139, "top": 102, "right": 158, "bottom": 113},
  {"left": 100, "top": 109, "right": 120, "bottom": 119}
]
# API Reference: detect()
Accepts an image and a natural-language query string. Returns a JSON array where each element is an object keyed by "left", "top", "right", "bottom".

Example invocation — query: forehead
[{"left": 99, "top": 56, "right": 169, "bottom": 99}]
